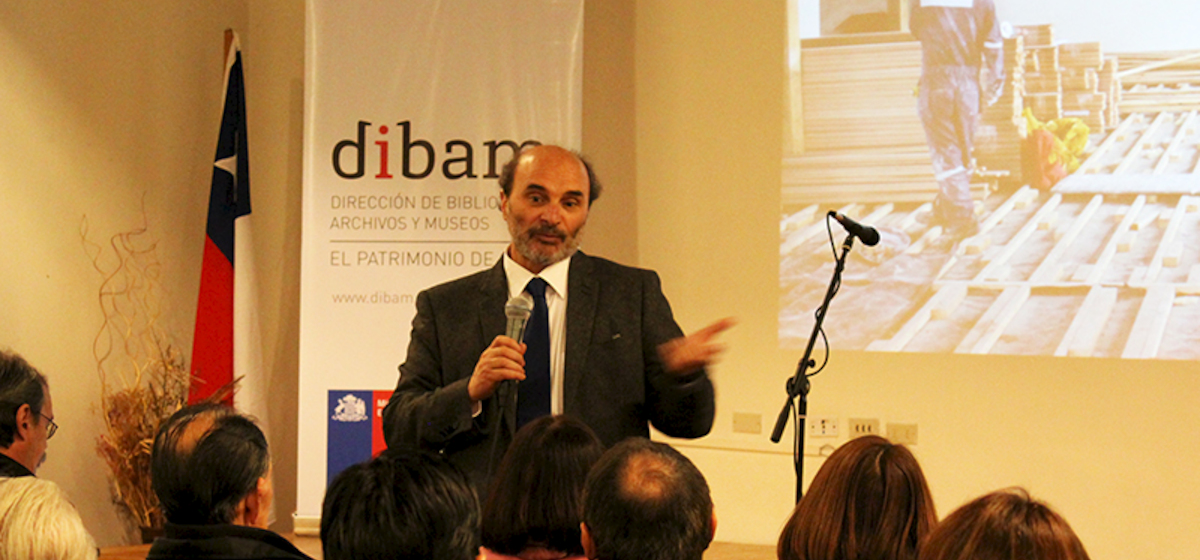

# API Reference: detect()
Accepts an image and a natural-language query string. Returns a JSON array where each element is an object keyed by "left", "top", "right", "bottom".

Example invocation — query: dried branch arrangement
[{"left": 82, "top": 209, "right": 187, "bottom": 532}]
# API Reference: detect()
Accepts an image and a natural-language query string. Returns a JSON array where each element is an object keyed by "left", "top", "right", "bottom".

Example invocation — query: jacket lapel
[
  {"left": 478, "top": 259, "right": 509, "bottom": 343},
  {"left": 563, "top": 253, "right": 597, "bottom": 413}
]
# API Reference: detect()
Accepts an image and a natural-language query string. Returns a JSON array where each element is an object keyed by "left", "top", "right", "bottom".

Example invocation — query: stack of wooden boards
[
  {"left": 784, "top": 35, "right": 939, "bottom": 206},
  {"left": 784, "top": 25, "right": 1199, "bottom": 208},
  {"left": 1114, "top": 50, "right": 1200, "bottom": 116},
  {"left": 975, "top": 34, "right": 1026, "bottom": 184},
  {"left": 798, "top": 37, "right": 925, "bottom": 152},
  {"left": 1018, "top": 25, "right": 1114, "bottom": 133}
]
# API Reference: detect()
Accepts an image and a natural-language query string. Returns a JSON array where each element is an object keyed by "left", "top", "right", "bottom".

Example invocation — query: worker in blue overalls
[{"left": 910, "top": 0, "right": 1004, "bottom": 238}]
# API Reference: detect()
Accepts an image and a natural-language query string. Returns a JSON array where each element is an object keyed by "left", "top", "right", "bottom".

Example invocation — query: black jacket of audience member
[
  {"left": 147, "top": 524, "right": 312, "bottom": 560},
  {"left": 0, "top": 454, "right": 33, "bottom": 478}
]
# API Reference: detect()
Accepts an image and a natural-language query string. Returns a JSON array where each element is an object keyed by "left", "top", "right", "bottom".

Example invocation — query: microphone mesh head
[{"left": 505, "top": 294, "right": 533, "bottom": 319}]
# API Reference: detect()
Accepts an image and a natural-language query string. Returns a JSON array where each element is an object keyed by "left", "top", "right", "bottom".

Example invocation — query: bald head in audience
[
  {"left": 148, "top": 404, "right": 313, "bottom": 560},
  {"left": 151, "top": 403, "right": 273, "bottom": 527},
  {"left": 581, "top": 438, "right": 714, "bottom": 560}
]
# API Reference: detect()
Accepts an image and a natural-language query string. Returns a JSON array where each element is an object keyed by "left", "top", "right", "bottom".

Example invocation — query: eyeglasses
[{"left": 40, "top": 413, "right": 57, "bottom": 440}]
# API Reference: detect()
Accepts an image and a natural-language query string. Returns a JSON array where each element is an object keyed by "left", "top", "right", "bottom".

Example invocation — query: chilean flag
[{"left": 190, "top": 31, "right": 253, "bottom": 406}]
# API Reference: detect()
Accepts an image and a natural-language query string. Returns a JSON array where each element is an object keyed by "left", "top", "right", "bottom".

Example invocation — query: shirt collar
[
  {"left": 0, "top": 453, "right": 34, "bottom": 478},
  {"left": 503, "top": 250, "right": 572, "bottom": 300}
]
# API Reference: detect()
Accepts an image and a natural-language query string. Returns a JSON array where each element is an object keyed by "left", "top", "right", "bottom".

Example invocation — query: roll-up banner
[{"left": 298, "top": 0, "right": 582, "bottom": 525}]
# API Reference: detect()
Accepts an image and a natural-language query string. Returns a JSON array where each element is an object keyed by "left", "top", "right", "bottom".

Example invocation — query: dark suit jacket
[{"left": 382, "top": 252, "right": 715, "bottom": 489}]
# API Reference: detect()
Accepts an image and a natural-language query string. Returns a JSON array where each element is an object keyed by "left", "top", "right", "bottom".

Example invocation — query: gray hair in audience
[{"left": 0, "top": 476, "right": 97, "bottom": 560}]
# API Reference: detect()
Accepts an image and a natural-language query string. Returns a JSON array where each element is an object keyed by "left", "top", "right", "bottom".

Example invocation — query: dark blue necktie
[{"left": 517, "top": 278, "right": 551, "bottom": 428}]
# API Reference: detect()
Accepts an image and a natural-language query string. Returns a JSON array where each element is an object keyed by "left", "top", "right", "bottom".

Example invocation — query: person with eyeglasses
[{"left": 0, "top": 349, "right": 55, "bottom": 477}]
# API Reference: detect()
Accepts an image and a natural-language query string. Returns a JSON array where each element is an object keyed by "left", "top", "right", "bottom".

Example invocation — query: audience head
[
  {"left": 482, "top": 415, "right": 605, "bottom": 557},
  {"left": 321, "top": 448, "right": 480, "bottom": 560},
  {"left": 920, "top": 488, "right": 1090, "bottom": 560},
  {"left": 0, "top": 476, "right": 97, "bottom": 560},
  {"left": 151, "top": 403, "right": 272, "bottom": 527},
  {"left": 778, "top": 435, "right": 936, "bottom": 560},
  {"left": 581, "top": 438, "right": 714, "bottom": 560},
  {"left": 0, "top": 349, "right": 53, "bottom": 474}
]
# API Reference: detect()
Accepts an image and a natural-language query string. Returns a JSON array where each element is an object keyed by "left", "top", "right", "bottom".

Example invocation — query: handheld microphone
[
  {"left": 828, "top": 211, "right": 881, "bottom": 246},
  {"left": 501, "top": 294, "right": 534, "bottom": 425},
  {"left": 505, "top": 294, "right": 534, "bottom": 342}
]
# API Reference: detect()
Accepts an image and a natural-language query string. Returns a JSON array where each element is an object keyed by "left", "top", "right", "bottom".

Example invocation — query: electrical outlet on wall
[
  {"left": 849, "top": 418, "right": 879, "bottom": 437},
  {"left": 807, "top": 416, "right": 839, "bottom": 437}
]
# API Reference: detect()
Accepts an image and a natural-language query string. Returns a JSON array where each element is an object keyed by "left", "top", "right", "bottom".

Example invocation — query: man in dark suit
[{"left": 383, "top": 144, "right": 732, "bottom": 489}]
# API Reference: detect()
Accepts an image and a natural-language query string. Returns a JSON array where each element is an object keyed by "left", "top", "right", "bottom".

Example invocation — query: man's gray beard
[{"left": 510, "top": 223, "right": 584, "bottom": 268}]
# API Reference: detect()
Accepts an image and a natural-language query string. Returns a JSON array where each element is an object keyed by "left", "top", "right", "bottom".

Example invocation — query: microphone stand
[{"left": 770, "top": 233, "right": 855, "bottom": 503}]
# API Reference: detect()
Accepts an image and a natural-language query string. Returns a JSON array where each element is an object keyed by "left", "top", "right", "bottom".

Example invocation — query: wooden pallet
[
  {"left": 780, "top": 192, "right": 1200, "bottom": 358},
  {"left": 1056, "top": 111, "right": 1200, "bottom": 194}
]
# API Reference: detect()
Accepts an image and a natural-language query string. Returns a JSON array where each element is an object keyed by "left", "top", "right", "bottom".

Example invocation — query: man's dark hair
[
  {"left": 321, "top": 449, "right": 480, "bottom": 560},
  {"left": 482, "top": 415, "right": 605, "bottom": 556},
  {"left": 498, "top": 145, "right": 604, "bottom": 204},
  {"left": 150, "top": 403, "right": 270, "bottom": 525},
  {"left": 0, "top": 350, "right": 47, "bottom": 448},
  {"left": 582, "top": 438, "right": 713, "bottom": 560}
]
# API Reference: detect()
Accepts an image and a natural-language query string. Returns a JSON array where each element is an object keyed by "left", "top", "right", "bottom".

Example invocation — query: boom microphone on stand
[{"left": 829, "top": 211, "right": 880, "bottom": 246}]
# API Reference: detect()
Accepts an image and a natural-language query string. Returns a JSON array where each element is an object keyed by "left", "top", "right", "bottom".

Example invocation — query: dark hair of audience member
[
  {"left": 321, "top": 448, "right": 480, "bottom": 560},
  {"left": 920, "top": 488, "right": 1090, "bottom": 560},
  {"left": 582, "top": 438, "right": 713, "bottom": 560},
  {"left": 150, "top": 403, "right": 270, "bottom": 525},
  {"left": 778, "top": 435, "right": 936, "bottom": 560},
  {"left": 0, "top": 350, "right": 47, "bottom": 448},
  {"left": 481, "top": 415, "right": 605, "bottom": 557}
]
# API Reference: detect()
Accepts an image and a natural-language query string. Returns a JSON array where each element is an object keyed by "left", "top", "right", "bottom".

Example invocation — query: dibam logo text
[{"left": 332, "top": 120, "right": 539, "bottom": 181}]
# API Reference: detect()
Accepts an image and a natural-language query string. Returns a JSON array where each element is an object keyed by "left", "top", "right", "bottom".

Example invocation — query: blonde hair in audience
[
  {"left": 0, "top": 477, "right": 98, "bottom": 560},
  {"left": 920, "top": 487, "right": 1090, "bottom": 560}
]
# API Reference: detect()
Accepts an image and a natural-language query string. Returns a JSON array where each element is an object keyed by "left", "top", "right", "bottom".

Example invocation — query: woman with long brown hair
[
  {"left": 778, "top": 435, "right": 936, "bottom": 560},
  {"left": 920, "top": 488, "right": 1090, "bottom": 560}
]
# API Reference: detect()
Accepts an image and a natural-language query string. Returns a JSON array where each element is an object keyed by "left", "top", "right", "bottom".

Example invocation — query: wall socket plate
[
  {"left": 888, "top": 422, "right": 919, "bottom": 445},
  {"left": 733, "top": 412, "right": 762, "bottom": 434},
  {"left": 849, "top": 418, "right": 880, "bottom": 437},
  {"left": 807, "top": 416, "right": 839, "bottom": 437}
]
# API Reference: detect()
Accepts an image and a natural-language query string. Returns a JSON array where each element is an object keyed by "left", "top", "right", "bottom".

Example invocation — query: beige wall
[
  {"left": 1, "top": 0, "right": 248, "bottom": 544},
  {"left": 632, "top": 2, "right": 1199, "bottom": 559},
  {"left": 3, "top": 1, "right": 1198, "bottom": 558},
  {"left": 0, "top": 0, "right": 306, "bottom": 545}
]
